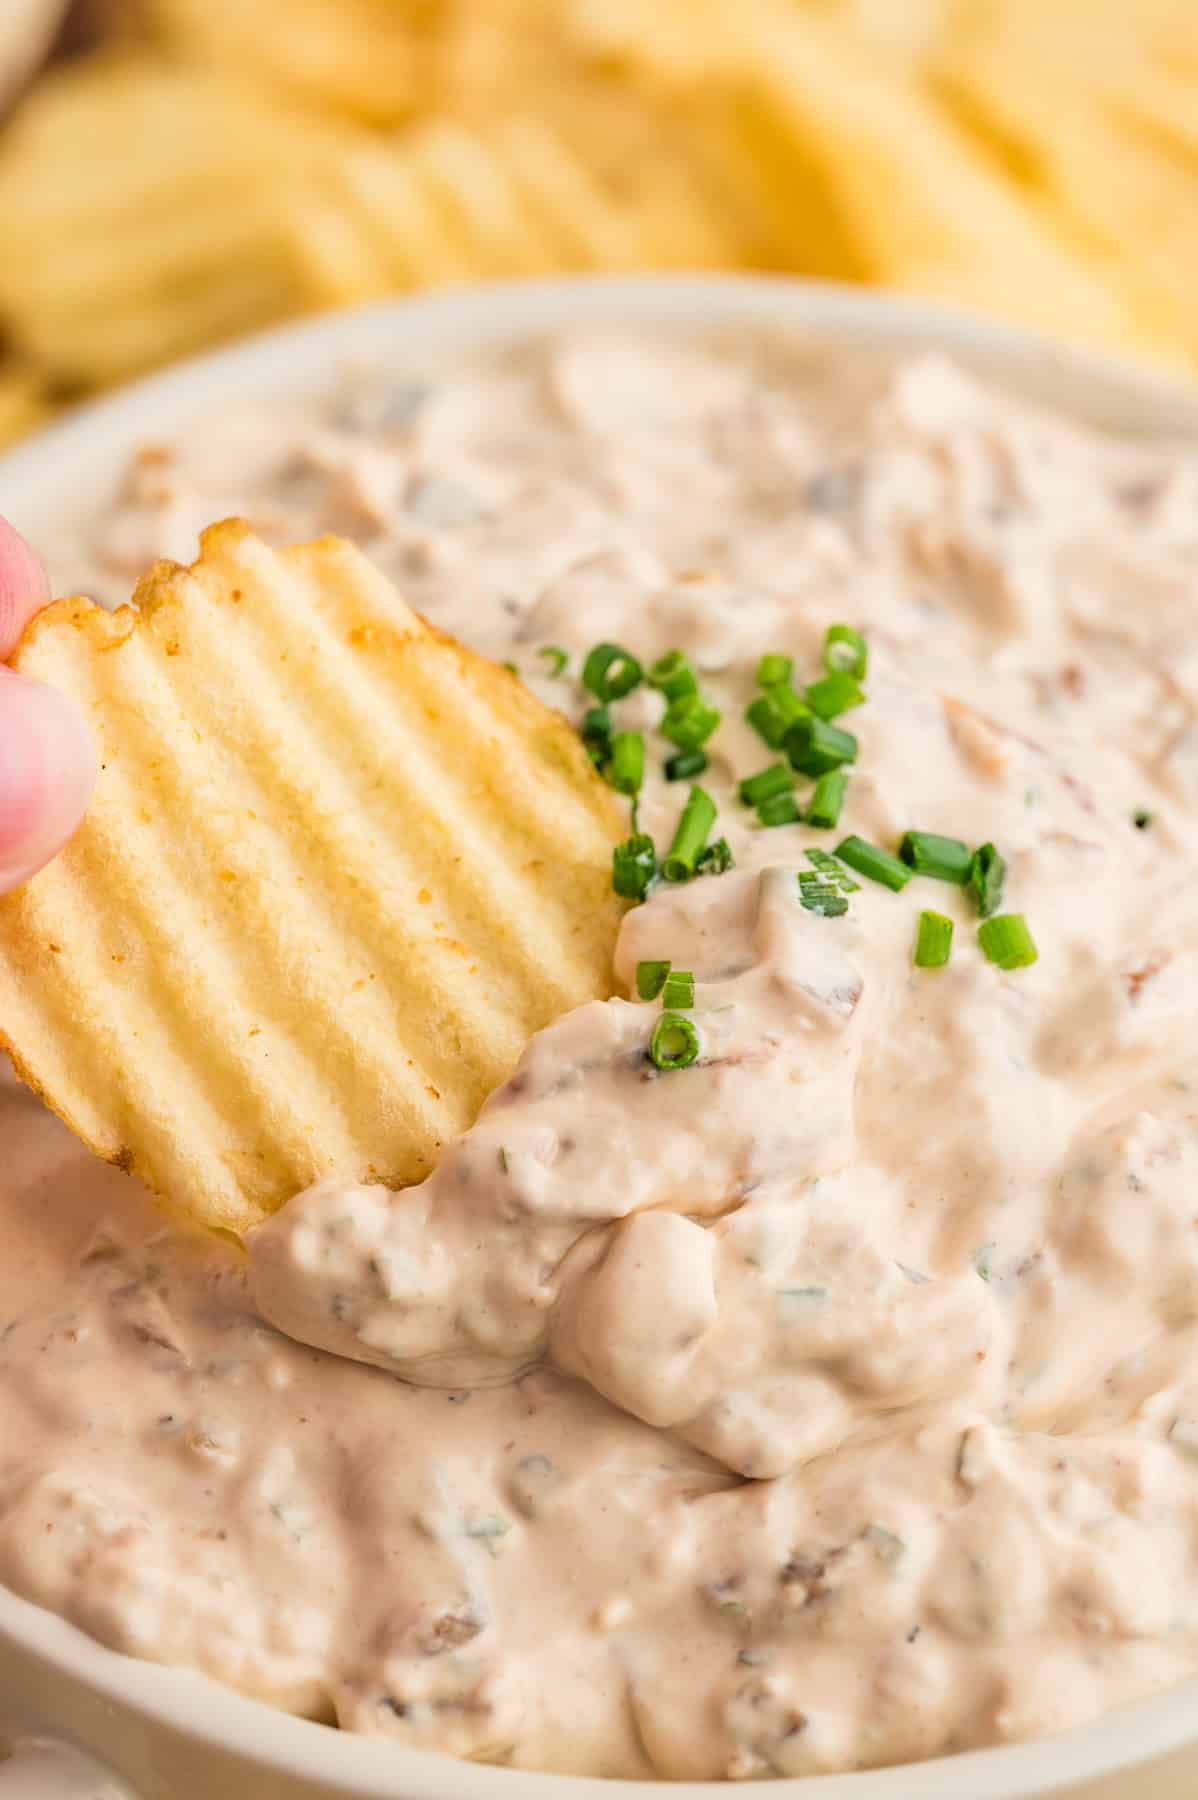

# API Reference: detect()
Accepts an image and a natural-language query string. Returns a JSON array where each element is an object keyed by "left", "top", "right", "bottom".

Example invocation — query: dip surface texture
[{"left": 3, "top": 331, "right": 1198, "bottom": 1780}]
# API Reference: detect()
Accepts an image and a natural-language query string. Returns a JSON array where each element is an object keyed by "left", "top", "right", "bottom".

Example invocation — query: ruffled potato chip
[{"left": 0, "top": 522, "right": 626, "bottom": 1234}]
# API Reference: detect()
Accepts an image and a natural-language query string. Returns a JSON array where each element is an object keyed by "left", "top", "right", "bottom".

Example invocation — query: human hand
[{"left": 0, "top": 516, "right": 95, "bottom": 893}]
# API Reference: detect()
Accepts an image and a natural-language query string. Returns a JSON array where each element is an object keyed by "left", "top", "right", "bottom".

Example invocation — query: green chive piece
[
  {"left": 834, "top": 835, "right": 911, "bottom": 891},
  {"left": 914, "top": 910, "right": 954, "bottom": 968},
  {"left": 607, "top": 730, "right": 645, "bottom": 797},
  {"left": 664, "top": 748, "right": 708, "bottom": 782},
  {"left": 744, "top": 695, "right": 781, "bottom": 746},
  {"left": 785, "top": 714, "right": 858, "bottom": 776},
  {"left": 978, "top": 913, "right": 1038, "bottom": 970},
  {"left": 757, "top": 794, "right": 802, "bottom": 828},
  {"left": 537, "top": 645, "right": 569, "bottom": 677},
  {"left": 649, "top": 1012, "right": 701, "bottom": 1071},
  {"left": 968, "top": 842, "right": 1006, "bottom": 918},
  {"left": 756, "top": 652, "right": 793, "bottom": 689},
  {"left": 662, "top": 785, "right": 717, "bottom": 882},
  {"left": 661, "top": 693, "right": 721, "bottom": 751},
  {"left": 738, "top": 763, "right": 793, "bottom": 807},
  {"left": 823, "top": 624, "right": 868, "bottom": 680},
  {"left": 806, "top": 769, "right": 848, "bottom": 829},
  {"left": 662, "top": 969, "right": 695, "bottom": 1009},
  {"left": 647, "top": 649, "right": 699, "bottom": 702},
  {"left": 582, "top": 641, "right": 642, "bottom": 702},
  {"left": 1133, "top": 809, "right": 1153, "bottom": 831},
  {"left": 696, "top": 837, "right": 734, "bottom": 875},
  {"left": 581, "top": 704, "right": 613, "bottom": 768},
  {"left": 804, "top": 671, "right": 866, "bottom": 720},
  {"left": 501, "top": 660, "right": 518, "bottom": 675},
  {"left": 898, "top": 831, "right": 972, "bottom": 884},
  {"left": 636, "top": 959, "right": 670, "bottom": 1001},
  {"left": 745, "top": 686, "right": 810, "bottom": 748},
  {"left": 805, "top": 848, "right": 859, "bottom": 892},
  {"left": 612, "top": 833, "right": 657, "bottom": 901},
  {"left": 797, "top": 872, "right": 849, "bottom": 917}
]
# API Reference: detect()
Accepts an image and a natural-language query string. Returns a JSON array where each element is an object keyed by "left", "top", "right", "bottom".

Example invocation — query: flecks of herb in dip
[{"left": 5, "top": 330, "right": 1197, "bottom": 1782}]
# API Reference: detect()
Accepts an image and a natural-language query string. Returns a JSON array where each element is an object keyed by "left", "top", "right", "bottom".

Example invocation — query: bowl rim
[
  {"left": 2, "top": 271, "right": 1197, "bottom": 1799},
  {"left": 6, "top": 272, "right": 1198, "bottom": 549}
]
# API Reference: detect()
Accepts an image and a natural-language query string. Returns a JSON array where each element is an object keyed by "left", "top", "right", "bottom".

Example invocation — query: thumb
[{"left": 0, "top": 667, "right": 96, "bottom": 893}]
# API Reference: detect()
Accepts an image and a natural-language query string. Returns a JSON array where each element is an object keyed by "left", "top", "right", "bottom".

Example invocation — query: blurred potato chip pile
[{"left": 0, "top": 0, "right": 1196, "bottom": 444}]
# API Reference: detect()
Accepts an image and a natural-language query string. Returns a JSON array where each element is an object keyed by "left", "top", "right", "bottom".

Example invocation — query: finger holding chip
[
  {"left": 0, "top": 517, "right": 96, "bottom": 896},
  {"left": 0, "top": 522, "right": 626, "bottom": 1235}
]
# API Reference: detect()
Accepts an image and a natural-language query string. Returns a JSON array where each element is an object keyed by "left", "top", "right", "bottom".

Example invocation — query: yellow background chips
[
  {"left": 0, "top": 0, "right": 1195, "bottom": 437},
  {"left": 0, "top": 523, "right": 626, "bottom": 1234}
]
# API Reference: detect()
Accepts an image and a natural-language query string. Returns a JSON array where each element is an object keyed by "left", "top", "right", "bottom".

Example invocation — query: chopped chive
[
  {"left": 664, "top": 748, "right": 708, "bottom": 781},
  {"left": 756, "top": 652, "right": 793, "bottom": 689},
  {"left": 823, "top": 624, "right": 868, "bottom": 680},
  {"left": 463, "top": 1513, "right": 511, "bottom": 1540},
  {"left": 636, "top": 959, "right": 670, "bottom": 1001},
  {"left": 581, "top": 704, "right": 613, "bottom": 768},
  {"left": 647, "top": 649, "right": 698, "bottom": 702},
  {"left": 863, "top": 1523, "right": 906, "bottom": 1565},
  {"left": 797, "top": 873, "right": 848, "bottom": 917},
  {"left": 800, "top": 887, "right": 848, "bottom": 918},
  {"left": 738, "top": 763, "right": 793, "bottom": 807},
  {"left": 914, "top": 910, "right": 954, "bottom": 968},
  {"left": 978, "top": 913, "right": 1038, "bottom": 970},
  {"left": 613, "top": 832, "right": 657, "bottom": 901},
  {"left": 607, "top": 730, "right": 644, "bottom": 797},
  {"left": 1133, "top": 809, "right": 1153, "bottom": 830},
  {"left": 804, "top": 671, "right": 866, "bottom": 720},
  {"left": 537, "top": 645, "right": 569, "bottom": 677},
  {"left": 745, "top": 686, "right": 809, "bottom": 748},
  {"left": 501, "top": 660, "right": 518, "bottom": 675},
  {"left": 649, "top": 1013, "right": 700, "bottom": 1070},
  {"left": 661, "top": 693, "right": 721, "bottom": 751},
  {"left": 834, "top": 835, "right": 911, "bottom": 891},
  {"left": 805, "top": 848, "right": 859, "bottom": 892},
  {"left": 662, "top": 785, "right": 717, "bottom": 882},
  {"left": 898, "top": 831, "right": 972, "bottom": 884},
  {"left": 744, "top": 695, "right": 779, "bottom": 745},
  {"left": 696, "top": 837, "right": 734, "bottom": 875},
  {"left": 968, "top": 842, "right": 1006, "bottom": 918},
  {"left": 806, "top": 769, "right": 848, "bottom": 829},
  {"left": 582, "top": 642, "right": 642, "bottom": 702},
  {"left": 662, "top": 969, "right": 695, "bottom": 1009},
  {"left": 785, "top": 714, "right": 858, "bottom": 776},
  {"left": 757, "top": 793, "right": 802, "bottom": 828}
]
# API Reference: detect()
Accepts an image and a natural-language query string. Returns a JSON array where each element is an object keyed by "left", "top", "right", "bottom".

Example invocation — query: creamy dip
[{"left": 4, "top": 330, "right": 1198, "bottom": 1781}]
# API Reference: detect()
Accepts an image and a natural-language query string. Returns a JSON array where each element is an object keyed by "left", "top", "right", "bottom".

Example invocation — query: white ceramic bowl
[{"left": 2, "top": 276, "right": 1198, "bottom": 1800}]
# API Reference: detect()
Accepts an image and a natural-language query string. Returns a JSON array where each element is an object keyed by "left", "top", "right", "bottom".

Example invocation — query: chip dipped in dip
[{"left": 3, "top": 327, "right": 1197, "bottom": 1782}]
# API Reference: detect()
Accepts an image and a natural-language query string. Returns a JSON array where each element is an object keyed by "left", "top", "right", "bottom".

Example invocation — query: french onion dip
[{"left": 3, "top": 330, "right": 1198, "bottom": 1781}]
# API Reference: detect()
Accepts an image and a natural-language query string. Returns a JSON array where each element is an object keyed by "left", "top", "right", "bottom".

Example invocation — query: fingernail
[{"left": 0, "top": 672, "right": 96, "bottom": 890}]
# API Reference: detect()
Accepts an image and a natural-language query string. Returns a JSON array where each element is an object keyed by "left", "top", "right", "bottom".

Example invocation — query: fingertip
[
  {"left": 0, "top": 671, "right": 96, "bottom": 893},
  {"left": 0, "top": 516, "right": 50, "bottom": 661}
]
